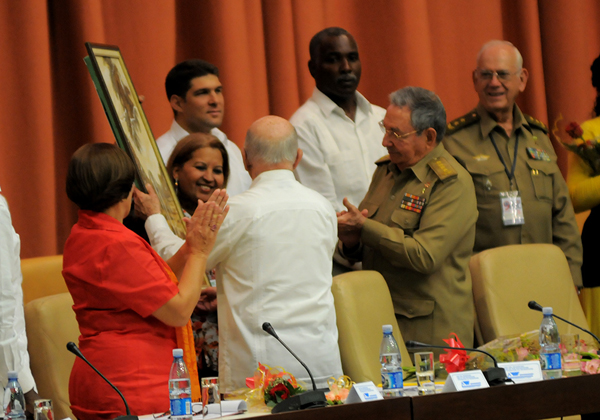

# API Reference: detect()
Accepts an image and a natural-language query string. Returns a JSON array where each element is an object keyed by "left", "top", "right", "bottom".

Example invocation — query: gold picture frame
[{"left": 84, "top": 42, "right": 186, "bottom": 239}]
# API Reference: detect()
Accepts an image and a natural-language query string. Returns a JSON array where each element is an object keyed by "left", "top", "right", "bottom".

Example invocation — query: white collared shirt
[
  {"left": 0, "top": 189, "right": 36, "bottom": 393},
  {"left": 206, "top": 170, "right": 343, "bottom": 392},
  {"left": 290, "top": 87, "right": 387, "bottom": 211},
  {"left": 155, "top": 120, "right": 252, "bottom": 196}
]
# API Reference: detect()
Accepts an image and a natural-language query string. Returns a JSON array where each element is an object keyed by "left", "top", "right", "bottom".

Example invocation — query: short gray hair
[
  {"left": 477, "top": 40, "right": 523, "bottom": 69},
  {"left": 245, "top": 124, "right": 299, "bottom": 165},
  {"left": 389, "top": 86, "right": 446, "bottom": 143}
]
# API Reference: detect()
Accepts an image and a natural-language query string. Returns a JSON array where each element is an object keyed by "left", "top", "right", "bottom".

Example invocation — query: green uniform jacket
[
  {"left": 443, "top": 104, "right": 583, "bottom": 287},
  {"left": 344, "top": 143, "right": 477, "bottom": 347}
]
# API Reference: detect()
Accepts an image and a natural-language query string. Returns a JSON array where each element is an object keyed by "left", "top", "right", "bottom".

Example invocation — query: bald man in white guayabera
[{"left": 206, "top": 116, "right": 343, "bottom": 393}]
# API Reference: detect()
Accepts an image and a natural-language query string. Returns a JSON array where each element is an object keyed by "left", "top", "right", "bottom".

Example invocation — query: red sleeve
[{"left": 102, "top": 236, "right": 179, "bottom": 318}]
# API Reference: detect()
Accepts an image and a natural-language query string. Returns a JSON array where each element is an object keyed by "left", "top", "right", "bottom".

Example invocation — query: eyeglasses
[
  {"left": 379, "top": 121, "right": 417, "bottom": 140},
  {"left": 476, "top": 69, "right": 520, "bottom": 81}
]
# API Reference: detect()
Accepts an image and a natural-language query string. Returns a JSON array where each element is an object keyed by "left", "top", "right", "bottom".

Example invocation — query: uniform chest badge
[
  {"left": 473, "top": 154, "right": 490, "bottom": 162},
  {"left": 400, "top": 193, "right": 426, "bottom": 213},
  {"left": 526, "top": 147, "right": 551, "bottom": 161}
]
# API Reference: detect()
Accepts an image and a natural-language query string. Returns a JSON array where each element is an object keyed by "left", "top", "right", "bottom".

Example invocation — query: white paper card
[
  {"left": 442, "top": 370, "right": 489, "bottom": 392},
  {"left": 345, "top": 381, "right": 384, "bottom": 403},
  {"left": 498, "top": 360, "right": 543, "bottom": 384}
]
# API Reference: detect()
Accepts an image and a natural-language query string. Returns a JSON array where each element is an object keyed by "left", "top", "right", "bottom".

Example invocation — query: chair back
[
  {"left": 25, "top": 293, "right": 78, "bottom": 420},
  {"left": 470, "top": 244, "right": 590, "bottom": 344},
  {"left": 21, "top": 255, "right": 67, "bottom": 304},
  {"left": 332, "top": 270, "right": 412, "bottom": 384}
]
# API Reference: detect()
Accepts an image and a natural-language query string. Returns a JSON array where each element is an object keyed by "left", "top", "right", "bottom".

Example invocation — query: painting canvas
[{"left": 84, "top": 43, "right": 186, "bottom": 239}]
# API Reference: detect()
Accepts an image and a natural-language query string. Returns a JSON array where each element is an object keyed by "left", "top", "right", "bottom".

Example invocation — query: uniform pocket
[
  {"left": 526, "top": 160, "right": 556, "bottom": 202},
  {"left": 390, "top": 294, "right": 435, "bottom": 343},
  {"left": 362, "top": 201, "right": 380, "bottom": 219},
  {"left": 390, "top": 208, "right": 421, "bottom": 234},
  {"left": 391, "top": 296, "right": 435, "bottom": 319},
  {"left": 463, "top": 159, "right": 506, "bottom": 199}
]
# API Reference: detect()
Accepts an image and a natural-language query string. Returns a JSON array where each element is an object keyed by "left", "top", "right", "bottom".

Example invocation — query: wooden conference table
[{"left": 242, "top": 373, "right": 600, "bottom": 420}]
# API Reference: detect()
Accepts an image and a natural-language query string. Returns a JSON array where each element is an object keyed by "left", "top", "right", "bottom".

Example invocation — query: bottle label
[
  {"left": 540, "top": 352, "right": 562, "bottom": 370},
  {"left": 381, "top": 370, "right": 403, "bottom": 389},
  {"left": 170, "top": 397, "right": 192, "bottom": 416}
]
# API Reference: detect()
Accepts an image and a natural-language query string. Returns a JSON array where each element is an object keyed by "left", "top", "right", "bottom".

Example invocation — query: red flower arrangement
[
  {"left": 553, "top": 115, "right": 600, "bottom": 174},
  {"left": 565, "top": 122, "right": 584, "bottom": 139},
  {"left": 245, "top": 363, "right": 305, "bottom": 410},
  {"left": 264, "top": 378, "right": 303, "bottom": 407}
]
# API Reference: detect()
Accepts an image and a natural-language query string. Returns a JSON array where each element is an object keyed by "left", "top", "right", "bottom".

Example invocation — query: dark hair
[
  {"left": 66, "top": 143, "right": 135, "bottom": 212},
  {"left": 309, "top": 27, "right": 351, "bottom": 61},
  {"left": 165, "top": 59, "right": 220, "bottom": 100},
  {"left": 592, "top": 55, "right": 600, "bottom": 117},
  {"left": 166, "top": 133, "right": 230, "bottom": 190},
  {"left": 389, "top": 86, "right": 447, "bottom": 143}
]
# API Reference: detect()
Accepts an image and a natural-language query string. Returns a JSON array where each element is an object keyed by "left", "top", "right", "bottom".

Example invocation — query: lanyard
[{"left": 489, "top": 131, "right": 519, "bottom": 186}]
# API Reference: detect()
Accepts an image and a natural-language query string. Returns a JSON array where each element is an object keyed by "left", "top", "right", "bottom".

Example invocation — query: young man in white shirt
[
  {"left": 290, "top": 28, "right": 386, "bottom": 274},
  {"left": 290, "top": 27, "right": 386, "bottom": 212},
  {"left": 156, "top": 60, "right": 251, "bottom": 196}
]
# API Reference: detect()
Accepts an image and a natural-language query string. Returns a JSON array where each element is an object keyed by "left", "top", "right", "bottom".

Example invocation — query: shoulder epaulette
[
  {"left": 445, "top": 111, "right": 480, "bottom": 135},
  {"left": 375, "top": 154, "right": 391, "bottom": 166},
  {"left": 428, "top": 157, "right": 458, "bottom": 181},
  {"left": 524, "top": 114, "right": 548, "bottom": 134}
]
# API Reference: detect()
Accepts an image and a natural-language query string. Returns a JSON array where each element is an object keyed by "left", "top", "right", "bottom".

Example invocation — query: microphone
[
  {"left": 262, "top": 322, "right": 317, "bottom": 390},
  {"left": 527, "top": 301, "right": 600, "bottom": 346},
  {"left": 405, "top": 340, "right": 512, "bottom": 386},
  {"left": 261, "top": 322, "right": 327, "bottom": 413},
  {"left": 66, "top": 342, "right": 138, "bottom": 420}
]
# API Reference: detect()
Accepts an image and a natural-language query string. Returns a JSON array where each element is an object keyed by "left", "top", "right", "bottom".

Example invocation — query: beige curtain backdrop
[{"left": 1, "top": 0, "right": 599, "bottom": 258}]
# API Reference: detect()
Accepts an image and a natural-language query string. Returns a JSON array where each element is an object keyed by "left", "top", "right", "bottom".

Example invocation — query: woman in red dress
[{"left": 63, "top": 143, "right": 228, "bottom": 419}]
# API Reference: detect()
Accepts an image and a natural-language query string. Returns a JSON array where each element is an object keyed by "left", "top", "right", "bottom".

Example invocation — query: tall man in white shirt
[
  {"left": 207, "top": 116, "right": 343, "bottom": 393},
  {"left": 290, "top": 27, "right": 387, "bottom": 212},
  {"left": 0, "top": 187, "right": 40, "bottom": 415},
  {"left": 156, "top": 59, "right": 251, "bottom": 196}
]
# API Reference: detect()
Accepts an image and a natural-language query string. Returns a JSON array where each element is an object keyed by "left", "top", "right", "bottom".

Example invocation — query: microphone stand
[
  {"left": 528, "top": 301, "right": 600, "bottom": 346},
  {"left": 405, "top": 340, "right": 512, "bottom": 386},
  {"left": 261, "top": 322, "right": 328, "bottom": 413}
]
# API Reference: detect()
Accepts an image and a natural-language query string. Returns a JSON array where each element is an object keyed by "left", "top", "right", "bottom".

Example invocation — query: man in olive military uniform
[
  {"left": 443, "top": 40, "right": 583, "bottom": 286},
  {"left": 338, "top": 86, "right": 477, "bottom": 347}
]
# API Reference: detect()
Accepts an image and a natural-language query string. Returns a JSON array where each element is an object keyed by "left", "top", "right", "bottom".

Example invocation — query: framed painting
[{"left": 84, "top": 42, "right": 186, "bottom": 239}]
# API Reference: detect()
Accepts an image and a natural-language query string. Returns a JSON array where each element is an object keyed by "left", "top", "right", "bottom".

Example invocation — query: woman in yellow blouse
[{"left": 567, "top": 54, "right": 600, "bottom": 336}]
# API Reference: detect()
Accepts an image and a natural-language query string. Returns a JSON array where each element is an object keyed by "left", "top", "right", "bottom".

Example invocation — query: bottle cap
[
  {"left": 542, "top": 307, "right": 553, "bottom": 315},
  {"left": 7, "top": 371, "right": 17, "bottom": 379},
  {"left": 382, "top": 324, "right": 393, "bottom": 333},
  {"left": 173, "top": 348, "right": 184, "bottom": 357}
]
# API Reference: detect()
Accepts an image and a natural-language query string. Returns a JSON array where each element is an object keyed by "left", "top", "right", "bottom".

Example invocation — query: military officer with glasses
[
  {"left": 338, "top": 86, "right": 477, "bottom": 348},
  {"left": 443, "top": 40, "right": 583, "bottom": 287}
]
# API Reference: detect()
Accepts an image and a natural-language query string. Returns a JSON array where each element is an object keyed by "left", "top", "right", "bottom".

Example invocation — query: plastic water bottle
[
  {"left": 169, "top": 349, "right": 192, "bottom": 420},
  {"left": 539, "top": 307, "right": 562, "bottom": 379},
  {"left": 4, "top": 371, "right": 26, "bottom": 420},
  {"left": 380, "top": 324, "right": 403, "bottom": 397}
]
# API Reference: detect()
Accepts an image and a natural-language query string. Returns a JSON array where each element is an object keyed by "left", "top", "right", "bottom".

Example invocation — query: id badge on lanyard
[
  {"left": 500, "top": 190, "right": 524, "bottom": 225},
  {"left": 490, "top": 132, "right": 525, "bottom": 226}
]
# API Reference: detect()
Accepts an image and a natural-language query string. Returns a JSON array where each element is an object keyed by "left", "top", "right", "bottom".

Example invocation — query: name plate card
[
  {"left": 498, "top": 360, "right": 543, "bottom": 384},
  {"left": 442, "top": 370, "right": 489, "bottom": 393},
  {"left": 345, "top": 381, "right": 384, "bottom": 403}
]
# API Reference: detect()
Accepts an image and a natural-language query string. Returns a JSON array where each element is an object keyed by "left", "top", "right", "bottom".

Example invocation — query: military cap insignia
[
  {"left": 445, "top": 111, "right": 480, "bottom": 135},
  {"left": 526, "top": 147, "right": 551, "bottom": 161},
  {"left": 428, "top": 157, "right": 458, "bottom": 181},
  {"left": 524, "top": 114, "right": 548, "bottom": 134},
  {"left": 400, "top": 193, "right": 426, "bottom": 213}
]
